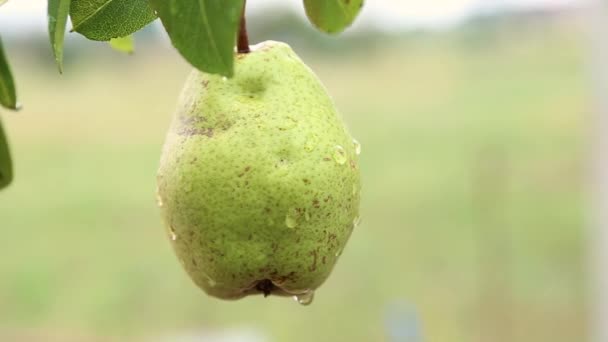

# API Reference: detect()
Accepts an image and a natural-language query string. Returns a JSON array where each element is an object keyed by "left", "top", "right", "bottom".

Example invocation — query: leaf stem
[{"left": 237, "top": 0, "right": 250, "bottom": 54}]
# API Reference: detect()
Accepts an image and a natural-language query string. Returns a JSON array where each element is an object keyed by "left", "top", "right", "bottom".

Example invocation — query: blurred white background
[{"left": 0, "top": 0, "right": 584, "bottom": 32}]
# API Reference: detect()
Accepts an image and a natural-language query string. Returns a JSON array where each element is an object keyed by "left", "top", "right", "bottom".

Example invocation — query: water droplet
[
  {"left": 293, "top": 290, "right": 314, "bottom": 306},
  {"left": 278, "top": 117, "right": 297, "bottom": 130},
  {"left": 285, "top": 211, "right": 298, "bottom": 229},
  {"left": 335, "top": 248, "right": 343, "bottom": 257},
  {"left": 156, "top": 188, "right": 164, "bottom": 208},
  {"left": 353, "top": 215, "right": 362, "bottom": 227},
  {"left": 222, "top": 76, "right": 228, "bottom": 82},
  {"left": 333, "top": 145, "right": 347, "bottom": 165},
  {"left": 353, "top": 138, "right": 361, "bottom": 155},
  {"left": 207, "top": 278, "right": 217, "bottom": 287},
  {"left": 304, "top": 211, "right": 311, "bottom": 221},
  {"left": 169, "top": 226, "right": 177, "bottom": 241},
  {"left": 352, "top": 184, "right": 358, "bottom": 196},
  {"left": 304, "top": 134, "right": 319, "bottom": 152}
]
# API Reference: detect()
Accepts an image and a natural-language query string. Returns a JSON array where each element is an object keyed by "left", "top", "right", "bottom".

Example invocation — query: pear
[{"left": 157, "top": 41, "right": 361, "bottom": 301}]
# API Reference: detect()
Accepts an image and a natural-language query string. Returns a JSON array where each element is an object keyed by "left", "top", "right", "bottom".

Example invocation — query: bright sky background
[{"left": 0, "top": 0, "right": 584, "bottom": 34}]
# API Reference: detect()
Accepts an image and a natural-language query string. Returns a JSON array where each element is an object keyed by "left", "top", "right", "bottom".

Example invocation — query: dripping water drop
[{"left": 293, "top": 290, "right": 314, "bottom": 306}]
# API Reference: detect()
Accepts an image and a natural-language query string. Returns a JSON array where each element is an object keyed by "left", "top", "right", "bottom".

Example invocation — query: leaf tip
[{"left": 53, "top": 57, "right": 64, "bottom": 74}]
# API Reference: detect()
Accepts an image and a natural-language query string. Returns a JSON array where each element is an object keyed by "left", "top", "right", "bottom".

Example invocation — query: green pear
[{"left": 157, "top": 41, "right": 361, "bottom": 302}]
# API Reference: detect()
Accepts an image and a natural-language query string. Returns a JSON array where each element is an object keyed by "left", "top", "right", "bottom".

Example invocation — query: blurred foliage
[
  {"left": 0, "top": 9, "right": 588, "bottom": 342},
  {"left": 303, "top": 0, "right": 364, "bottom": 34}
]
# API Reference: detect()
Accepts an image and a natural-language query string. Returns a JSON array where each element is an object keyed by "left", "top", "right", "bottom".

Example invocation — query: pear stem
[{"left": 237, "top": 0, "right": 250, "bottom": 54}]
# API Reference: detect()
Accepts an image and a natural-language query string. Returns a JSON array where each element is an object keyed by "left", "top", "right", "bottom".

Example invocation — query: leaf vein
[
  {"left": 72, "top": 0, "right": 114, "bottom": 31},
  {"left": 196, "top": 0, "right": 226, "bottom": 69}
]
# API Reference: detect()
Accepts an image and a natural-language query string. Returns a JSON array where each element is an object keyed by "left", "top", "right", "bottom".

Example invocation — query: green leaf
[
  {"left": 70, "top": 0, "right": 157, "bottom": 41},
  {"left": 150, "top": 0, "right": 244, "bottom": 77},
  {"left": 109, "top": 35, "right": 134, "bottom": 54},
  {"left": 0, "top": 0, "right": 9, "bottom": 7},
  {"left": 0, "top": 117, "right": 12, "bottom": 190},
  {"left": 303, "top": 0, "right": 364, "bottom": 34},
  {"left": 48, "top": 0, "right": 71, "bottom": 73},
  {"left": 0, "top": 36, "right": 17, "bottom": 110}
]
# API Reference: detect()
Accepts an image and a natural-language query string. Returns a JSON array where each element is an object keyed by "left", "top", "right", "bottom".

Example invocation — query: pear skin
[{"left": 157, "top": 41, "right": 361, "bottom": 300}]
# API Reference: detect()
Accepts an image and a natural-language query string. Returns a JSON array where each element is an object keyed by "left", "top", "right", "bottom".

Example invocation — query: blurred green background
[{"left": 0, "top": 5, "right": 589, "bottom": 342}]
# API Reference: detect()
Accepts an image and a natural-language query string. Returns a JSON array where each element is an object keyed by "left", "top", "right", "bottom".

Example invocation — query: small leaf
[
  {"left": 109, "top": 35, "right": 134, "bottom": 54},
  {"left": 48, "top": 0, "right": 71, "bottom": 73},
  {"left": 0, "top": 0, "right": 9, "bottom": 7},
  {"left": 303, "top": 0, "right": 364, "bottom": 34},
  {"left": 150, "top": 0, "right": 244, "bottom": 77},
  {"left": 0, "top": 117, "right": 12, "bottom": 190},
  {"left": 0, "top": 36, "right": 17, "bottom": 110},
  {"left": 70, "top": 0, "right": 157, "bottom": 41}
]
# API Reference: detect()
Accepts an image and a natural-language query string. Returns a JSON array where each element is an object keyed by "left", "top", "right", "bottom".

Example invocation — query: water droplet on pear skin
[
  {"left": 353, "top": 215, "right": 362, "bottom": 228},
  {"left": 293, "top": 290, "right": 314, "bottom": 306},
  {"left": 353, "top": 138, "right": 361, "bottom": 155},
  {"left": 285, "top": 210, "right": 298, "bottom": 228},
  {"left": 156, "top": 187, "right": 164, "bottom": 208},
  {"left": 169, "top": 226, "right": 177, "bottom": 241},
  {"left": 278, "top": 117, "right": 298, "bottom": 130},
  {"left": 304, "top": 211, "right": 311, "bottom": 221},
  {"left": 304, "top": 134, "right": 319, "bottom": 152},
  {"left": 333, "top": 145, "right": 347, "bottom": 165}
]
